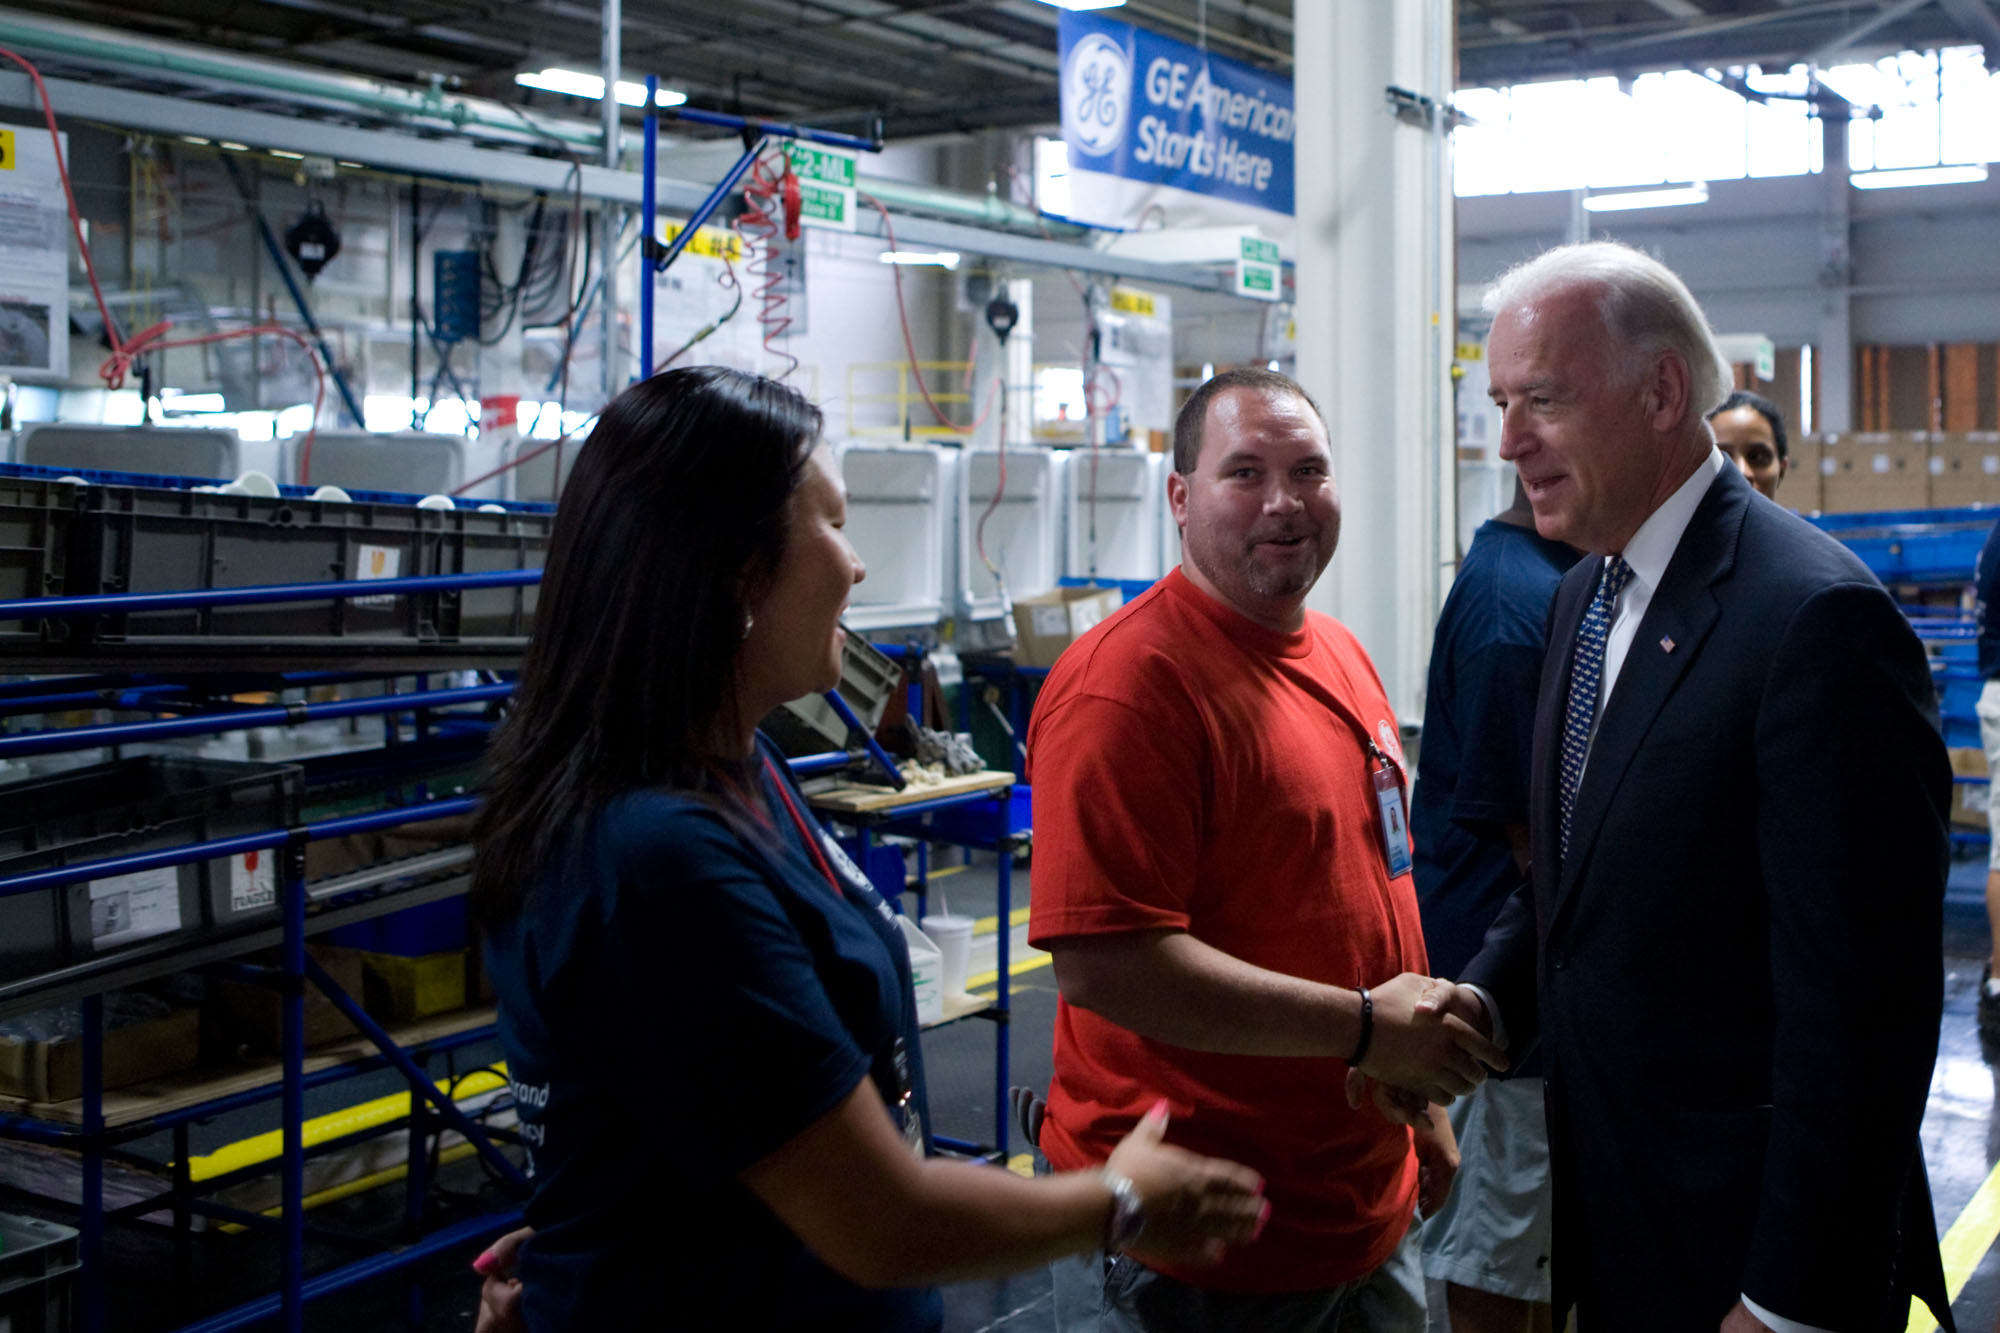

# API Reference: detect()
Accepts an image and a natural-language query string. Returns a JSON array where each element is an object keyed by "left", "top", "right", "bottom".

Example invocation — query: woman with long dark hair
[{"left": 470, "top": 367, "right": 1266, "bottom": 1331}]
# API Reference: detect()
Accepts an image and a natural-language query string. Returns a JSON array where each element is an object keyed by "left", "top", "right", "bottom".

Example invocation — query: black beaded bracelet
[{"left": 1350, "top": 986, "right": 1373, "bottom": 1067}]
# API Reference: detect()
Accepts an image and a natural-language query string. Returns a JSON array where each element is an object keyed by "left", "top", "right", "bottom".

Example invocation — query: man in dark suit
[{"left": 1444, "top": 242, "right": 1954, "bottom": 1332}]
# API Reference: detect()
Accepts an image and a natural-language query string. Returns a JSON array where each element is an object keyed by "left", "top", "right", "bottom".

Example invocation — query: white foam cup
[{"left": 920, "top": 914, "right": 976, "bottom": 997}]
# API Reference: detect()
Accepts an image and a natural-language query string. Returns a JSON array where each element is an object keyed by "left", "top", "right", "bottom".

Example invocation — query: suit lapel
[{"left": 1554, "top": 467, "right": 1751, "bottom": 916}]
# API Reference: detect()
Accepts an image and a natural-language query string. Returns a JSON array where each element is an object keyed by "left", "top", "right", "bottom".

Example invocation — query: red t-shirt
[{"left": 1026, "top": 569, "right": 1425, "bottom": 1293}]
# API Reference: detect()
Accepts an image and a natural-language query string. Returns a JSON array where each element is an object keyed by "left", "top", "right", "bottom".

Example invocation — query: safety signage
[
  {"left": 1059, "top": 10, "right": 1294, "bottom": 229},
  {"left": 783, "top": 142, "right": 859, "bottom": 232}
]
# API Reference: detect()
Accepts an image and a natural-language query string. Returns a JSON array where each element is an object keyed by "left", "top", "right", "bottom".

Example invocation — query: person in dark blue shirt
[
  {"left": 467, "top": 366, "right": 1267, "bottom": 1333},
  {"left": 1974, "top": 518, "right": 2000, "bottom": 1033},
  {"left": 1411, "top": 480, "right": 1579, "bottom": 1333}
]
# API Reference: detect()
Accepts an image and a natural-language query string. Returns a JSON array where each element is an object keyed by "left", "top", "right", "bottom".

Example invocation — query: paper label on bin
[
  {"left": 229, "top": 850, "right": 275, "bottom": 914},
  {"left": 352, "top": 543, "right": 401, "bottom": 609},
  {"left": 89, "top": 866, "right": 182, "bottom": 949},
  {"left": 1032, "top": 604, "right": 1069, "bottom": 637}
]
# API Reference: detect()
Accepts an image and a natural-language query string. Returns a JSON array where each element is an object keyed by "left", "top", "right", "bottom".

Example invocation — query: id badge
[
  {"left": 1373, "top": 765, "right": 1412, "bottom": 879},
  {"left": 888, "top": 1037, "right": 925, "bottom": 1159}
]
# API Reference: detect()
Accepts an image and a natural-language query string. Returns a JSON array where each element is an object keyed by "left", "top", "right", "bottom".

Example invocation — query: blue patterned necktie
[{"left": 1560, "top": 556, "right": 1632, "bottom": 858}]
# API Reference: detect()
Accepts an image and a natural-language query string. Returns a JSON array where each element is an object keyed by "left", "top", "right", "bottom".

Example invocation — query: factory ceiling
[{"left": 0, "top": 0, "right": 1992, "bottom": 142}]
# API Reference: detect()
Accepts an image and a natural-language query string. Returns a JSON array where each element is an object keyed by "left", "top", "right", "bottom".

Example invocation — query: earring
[{"left": 741, "top": 610, "right": 755, "bottom": 640}]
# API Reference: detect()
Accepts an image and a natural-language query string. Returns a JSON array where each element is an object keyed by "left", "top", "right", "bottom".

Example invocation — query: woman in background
[
  {"left": 1708, "top": 388, "right": 1790, "bottom": 501},
  {"left": 469, "top": 366, "right": 1266, "bottom": 1331}
]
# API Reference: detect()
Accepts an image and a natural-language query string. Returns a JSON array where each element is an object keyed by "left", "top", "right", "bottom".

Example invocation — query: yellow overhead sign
[
  {"left": 660, "top": 221, "right": 746, "bottom": 262},
  {"left": 1110, "top": 286, "right": 1159, "bottom": 317}
]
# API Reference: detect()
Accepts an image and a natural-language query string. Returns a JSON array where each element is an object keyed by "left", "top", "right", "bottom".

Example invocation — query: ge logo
[{"left": 1063, "top": 33, "right": 1130, "bottom": 158}]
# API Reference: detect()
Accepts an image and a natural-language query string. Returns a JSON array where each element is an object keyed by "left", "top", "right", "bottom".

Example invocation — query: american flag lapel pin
[{"left": 1659, "top": 635, "right": 1676, "bottom": 653}]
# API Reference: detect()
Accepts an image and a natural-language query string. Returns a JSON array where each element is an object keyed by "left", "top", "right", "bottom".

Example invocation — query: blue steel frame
[
  {"left": 0, "top": 572, "right": 534, "bottom": 1333},
  {"left": 0, "top": 567, "right": 1014, "bottom": 1324},
  {"left": 811, "top": 778, "right": 1028, "bottom": 1161},
  {"left": 636, "top": 84, "right": 882, "bottom": 376}
]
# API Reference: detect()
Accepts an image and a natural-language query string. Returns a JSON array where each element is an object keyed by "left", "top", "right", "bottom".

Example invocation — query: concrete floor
[{"left": 24, "top": 847, "right": 2000, "bottom": 1330}]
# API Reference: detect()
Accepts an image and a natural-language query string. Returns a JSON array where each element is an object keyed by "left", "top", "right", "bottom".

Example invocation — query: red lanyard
[{"left": 761, "top": 757, "right": 843, "bottom": 895}]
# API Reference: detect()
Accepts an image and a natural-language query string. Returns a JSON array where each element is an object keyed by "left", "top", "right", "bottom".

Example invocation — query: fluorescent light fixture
[
  {"left": 1851, "top": 164, "right": 1989, "bottom": 190},
  {"left": 269, "top": 149, "right": 303, "bottom": 160},
  {"left": 1581, "top": 182, "right": 1709, "bottom": 212},
  {"left": 515, "top": 68, "right": 688, "bottom": 108},
  {"left": 1031, "top": 0, "right": 1127, "bottom": 9},
  {"left": 878, "top": 250, "right": 962, "bottom": 270}
]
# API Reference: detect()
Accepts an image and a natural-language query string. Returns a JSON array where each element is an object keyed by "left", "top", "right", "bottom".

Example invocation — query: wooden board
[
  {"left": 807, "top": 770, "right": 1014, "bottom": 816},
  {"left": 0, "top": 1005, "right": 499, "bottom": 1129},
  {"left": 925, "top": 991, "right": 995, "bottom": 1028}
]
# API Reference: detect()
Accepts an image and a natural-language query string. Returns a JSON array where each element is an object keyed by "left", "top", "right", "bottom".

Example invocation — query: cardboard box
[
  {"left": 205, "top": 944, "right": 365, "bottom": 1055},
  {"left": 360, "top": 949, "right": 468, "bottom": 1022},
  {"left": 303, "top": 814, "right": 472, "bottom": 883},
  {"left": 1929, "top": 434, "right": 2000, "bottom": 509},
  {"left": 1818, "top": 432, "right": 1928, "bottom": 514},
  {"left": 1781, "top": 435, "right": 1822, "bottom": 514},
  {"left": 1010, "top": 586, "right": 1123, "bottom": 668},
  {"left": 1951, "top": 746, "right": 1991, "bottom": 832},
  {"left": 0, "top": 1006, "right": 199, "bottom": 1103}
]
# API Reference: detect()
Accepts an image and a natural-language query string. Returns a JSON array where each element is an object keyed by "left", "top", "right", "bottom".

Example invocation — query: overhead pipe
[
  {"left": 6, "top": 6, "right": 1109, "bottom": 272},
  {"left": 0, "top": 9, "right": 601, "bottom": 151}
]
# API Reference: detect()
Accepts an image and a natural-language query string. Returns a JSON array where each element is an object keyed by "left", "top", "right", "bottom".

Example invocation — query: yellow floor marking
[
  {"left": 973, "top": 906, "right": 1032, "bottom": 936},
  {"left": 217, "top": 1141, "right": 481, "bottom": 1233},
  {"left": 1906, "top": 1151, "right": 2000, "bottom": 1331},
  {"left": 965, "top": 950, "right": 1054, "bottom": 996}
]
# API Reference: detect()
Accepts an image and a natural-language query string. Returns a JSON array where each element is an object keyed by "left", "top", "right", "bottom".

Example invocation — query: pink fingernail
[
  {"left": 1148, "top": 1098, "right": 1169, "bottom": 1117},
  {"left": 472, "top": 1249, "right": 499, "bottom": 1277},
  {"left": 1252, "top": 1200, "right": 1272, "bottom": 1239}
]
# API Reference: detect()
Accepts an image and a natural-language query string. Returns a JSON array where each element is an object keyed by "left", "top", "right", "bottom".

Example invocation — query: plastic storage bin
[
  {"left": 959, "top": 447, "right": 1065, "bottom": 622},
  {"left": 1066, "top": 450, "right": 1166, "bottom": 583},
  {"left": 0, "top": 475, "right": 76, "bottom": 651},
  {"left": 0, "top": 1212, "right": 78, "bottom": 1332},
  {"left": 840, "top": 444, "right": 955, "bottom": 631},
  {"left": 0, "top": 755, "right": 302, "bottom": 985},
  {"left": 324, "top": 894, "right": 469, "bottom": 956},
  {"left": 426, "top": 504, "right": 550, "bottom": 646},
  {"left": 24, "top": 481, "right": 551, "bottom": 664}
]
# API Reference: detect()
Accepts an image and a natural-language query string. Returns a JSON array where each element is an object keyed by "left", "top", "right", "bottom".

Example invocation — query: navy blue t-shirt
[
  {"left": 1976, "top": 518, "right": 2000, "bottom": 679},
  {"left": 484, "top": 740, "right": 942, "bottom": 1332},
  {"left": 1412, "top": 519, "right": 1581, "bottom": 1002}
]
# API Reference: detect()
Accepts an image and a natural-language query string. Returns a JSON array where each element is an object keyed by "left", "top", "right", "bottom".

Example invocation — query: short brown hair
[{"left": 1172, "top": 367, "right": 1326, "bottom": 474}]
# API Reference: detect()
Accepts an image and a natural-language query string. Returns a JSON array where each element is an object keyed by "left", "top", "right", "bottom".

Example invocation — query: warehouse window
[{"left": 1452, "top": 44, "right": 1997, "bottom": 197}]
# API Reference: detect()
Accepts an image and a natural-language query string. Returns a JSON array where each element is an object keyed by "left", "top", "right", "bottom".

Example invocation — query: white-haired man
[{"left": 1434, "top": 243, "right": 1953, "bottom": 1332}]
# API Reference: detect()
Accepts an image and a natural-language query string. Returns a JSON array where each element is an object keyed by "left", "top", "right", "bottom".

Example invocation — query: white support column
[
  {"left": 1816, "top": 114, "right": 1854, "bottom": 433},
  {"left": 1293, "top": 0, "right": 1457, "bottom": 722}
]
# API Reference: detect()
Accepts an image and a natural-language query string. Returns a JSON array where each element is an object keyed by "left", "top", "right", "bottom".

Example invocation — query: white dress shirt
[
  {"left": 1461, "top": 452, "right": 1830, "bottom": 1333},
  {"left": 1575, "top": 447, "right": 1725, "bottom": 782}
]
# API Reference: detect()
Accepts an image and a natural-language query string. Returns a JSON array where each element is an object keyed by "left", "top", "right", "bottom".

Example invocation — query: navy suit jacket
[{"left": 1463, "top": 463, "right": 1954, "bottom": 1331}]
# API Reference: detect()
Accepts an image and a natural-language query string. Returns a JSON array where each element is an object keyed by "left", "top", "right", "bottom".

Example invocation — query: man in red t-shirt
[{"left": 1027, "top": 368, "right": 1506, "bottom": 1330}]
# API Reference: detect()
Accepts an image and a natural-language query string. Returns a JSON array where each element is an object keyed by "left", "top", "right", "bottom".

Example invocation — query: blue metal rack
[
  {"left": 1819, "top": 507, "right": 1999, "bottom": 851},
  {"left": 0, "top": 571, "right": 531, "bottom": 1333},
  {"left": 0, "top": 560, "right": 1017, "bottom": 1326}
]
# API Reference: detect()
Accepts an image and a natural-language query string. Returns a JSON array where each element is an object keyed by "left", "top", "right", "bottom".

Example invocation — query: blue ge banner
[{"left": 1058, "top": 10, "right": 1295, "bottom": 226}]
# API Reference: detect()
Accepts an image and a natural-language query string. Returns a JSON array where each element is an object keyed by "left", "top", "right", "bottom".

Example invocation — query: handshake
[{"left": 1347, "top": 972, "right": 1507, "bottom": 1127}]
